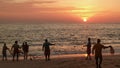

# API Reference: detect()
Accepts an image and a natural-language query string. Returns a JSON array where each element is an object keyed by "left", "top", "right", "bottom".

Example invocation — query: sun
[{"left": 83, "top": 18, "right": 87, "bottom": 22}]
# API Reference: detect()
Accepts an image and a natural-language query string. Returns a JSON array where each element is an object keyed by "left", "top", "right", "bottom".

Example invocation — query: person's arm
[
  {"left": 6, "top": 47, "right": 9, "bottom": 50},
  {"left": 17, "top": 45, "right": 20, "bottom": 51},
  {"left": 5, "top": 46, "right": 8, "bottom": 50},
  {"left": 50, "top": 42, "right": 55, "bottom": 45},
  {"left": 11, "top": 45, "right": 14, "bottom": 51},
  {"left": 102, "top": 45, "right": 111, "bottom": 49},
  {"left": 51, "top": 43, "right": 55, "bottom": 45}
]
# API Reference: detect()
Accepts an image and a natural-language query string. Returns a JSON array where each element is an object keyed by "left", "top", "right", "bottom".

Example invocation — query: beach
[{"left": 0, "top": 54, "right": 119, "bottom": 68}]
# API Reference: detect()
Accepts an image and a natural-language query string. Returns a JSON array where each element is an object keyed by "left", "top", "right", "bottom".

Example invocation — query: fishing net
[{"left": 110, "top": 46, "right": 115, "bottom": 54}]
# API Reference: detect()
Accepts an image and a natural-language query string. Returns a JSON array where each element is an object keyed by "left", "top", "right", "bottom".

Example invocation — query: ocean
[{"left": 0, "top": 23, "right": 120, "bottom": 56}]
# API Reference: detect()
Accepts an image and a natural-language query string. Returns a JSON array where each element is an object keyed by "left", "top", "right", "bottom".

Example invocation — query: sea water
[{"left": 0, "top": 23, "right": 119, "bottom": 56}]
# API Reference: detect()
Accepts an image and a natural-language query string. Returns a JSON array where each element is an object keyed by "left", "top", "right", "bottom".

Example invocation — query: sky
[{"left": 0, "top": 0, "right": 120, "bottom": 23}]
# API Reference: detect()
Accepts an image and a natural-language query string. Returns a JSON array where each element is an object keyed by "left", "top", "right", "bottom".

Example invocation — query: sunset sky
[{"left": 0, "top": 0, "right": 120, "bottom": 23}]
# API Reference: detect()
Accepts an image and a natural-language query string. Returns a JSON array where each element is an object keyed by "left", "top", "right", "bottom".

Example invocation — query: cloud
[
  {"left": 0, "top": 0, "right": 57, "bottom": 4},
  {"left": 0, "top": 0, "right": 59, "bottom": 12},
  {"left": 0, "top": 1, "right": 84, "bottom": 13},
  {"left": 0, "top": 0, "right": 84, "bottom": 12},
  {"left": 1, "top": 0, "right": 28, "bottom": 3}
]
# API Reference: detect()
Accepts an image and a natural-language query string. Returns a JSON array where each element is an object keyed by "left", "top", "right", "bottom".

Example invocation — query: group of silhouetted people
[
  {"left": 2, "top": 39, "right": 54, "bottom": 61},
  {"left": 2, "top": 41, "right": 29, "bottom": 61},
  {"left": 85, "top": 38, "right": 112, "bottom": 68},
  {"left": 2, "top": 38, "right": 113, "bottom": 68}
]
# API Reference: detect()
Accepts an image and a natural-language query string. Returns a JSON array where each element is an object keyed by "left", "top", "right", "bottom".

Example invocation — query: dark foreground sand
[{"left": 0, "top": 54, "right": 120, "bottom": 68}]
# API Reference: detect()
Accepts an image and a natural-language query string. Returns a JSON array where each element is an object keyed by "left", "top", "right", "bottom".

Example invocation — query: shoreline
[
  {"left": 0, "top": 53, "right": 119, "bottom": 61},
  {"left": 0, "top": 54, "right": 119, "bottom": 68}
]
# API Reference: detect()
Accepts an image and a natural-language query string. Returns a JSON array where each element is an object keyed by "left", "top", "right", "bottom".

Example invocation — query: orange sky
[{"left": 0, "top": 0, "right": 120, "bottom": 23}]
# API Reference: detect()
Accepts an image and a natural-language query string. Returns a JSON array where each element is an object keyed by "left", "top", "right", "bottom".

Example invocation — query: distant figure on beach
[
  {"left": 11, "top": 41, "right": 20, "bottom": 61},
  {"left": 86, "top": 38, "right": 92, "bottom": 60},
  {"left": 22, "top": 42, "right": 29, "bottom": 60},
  {"left": 2, "top": 43, "right": 8, "bottom": 61},
  {"left": 92, "top": 39, "right": 111, "bottom": 68},
  {"left": 42, "top": 39, "right": 55, "bottom": 61}
]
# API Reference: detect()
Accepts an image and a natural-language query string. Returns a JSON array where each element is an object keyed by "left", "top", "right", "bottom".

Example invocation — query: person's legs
[
  {"left": 45, "top": 54, "right": 47, "bottom": 61},
  {"left": 48, "top": 50, "right": 50, "bottom": 60},
  {"left": 13, "top": 52, "right": 15, "bottom": 61},
  {"left": 24, "top": 53, "right": 25, "bottom": 60},
  {"left": 23, "top": 52, "right": 25, "bottom": 60},
  {"left": 88, "top": 53, "right": 91, "bottom": 60},
  {"left": 2, "top": 54, "right": 5, "bottom": 61},
  {"left": 5, "top": 54, "right": 7, "bottom": 61},
  {"left": 24, "top": 52, "right": 28, "bottom": 60},
  {"left": 44, "top": 51, "right": 47, "bottom": 61},
  {"left": 16, "top": 52, "right": 19, "bottom": 61},
  {"left": 87, "top": 49, "right": 91, "bottom": 60},
  {"left": 99, "top": 56, "right": 103, "bottom": 68},
  {"left": 3, "top": 53, "right": 7, "bottom": 61},
  {"left": 95, "top": 56, "right": 99, "bottom": 68},
  {"left": 26, "top": 52, "right": 28, "bottom": 60},
  {"left": 48, "top": 54, "right": 50, "bottom": 60}
]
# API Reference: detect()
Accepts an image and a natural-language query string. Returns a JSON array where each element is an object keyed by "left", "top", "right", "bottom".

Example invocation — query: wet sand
[{"left": 0, "top": 54, "right": 120, "bottom": 68}]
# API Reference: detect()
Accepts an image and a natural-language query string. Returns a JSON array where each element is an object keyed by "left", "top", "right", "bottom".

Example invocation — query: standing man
[
  {"left": 22, "top": 42, "right": 29, "bottom": 60},
  {"left": 2, "top": 43, "right": 8, "bottom": 61},
  {"left": 92, "top": 39, "right": 111, "bottom": 68},
  {"left": 42, "top": 39, "right": 54, "bottom": 61},
  {"left": 86, "top": 38, "right": 92, "bottom": 60},
  {"left": 11, "top": 41, "right": 20, "bottom": 61}
]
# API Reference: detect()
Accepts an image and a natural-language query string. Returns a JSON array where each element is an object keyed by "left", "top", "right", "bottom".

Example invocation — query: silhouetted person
[
  {"left": 42, "top": 39, "right": 54, "bottom": 61},
  {"left": 22, "top": 42, "right": 29, "bottom": 60},
  {"left": 86, "top": 38, "right": 92, "bottom": 60},
  {"left": 92, "top": 39, "right": 111, "bottom": 68},
  {"left": 11, "top": 41, "right": 20, "bottom": 61},
  {"left": 2, "top": 43, "right": 8, "bottom": 61}
]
